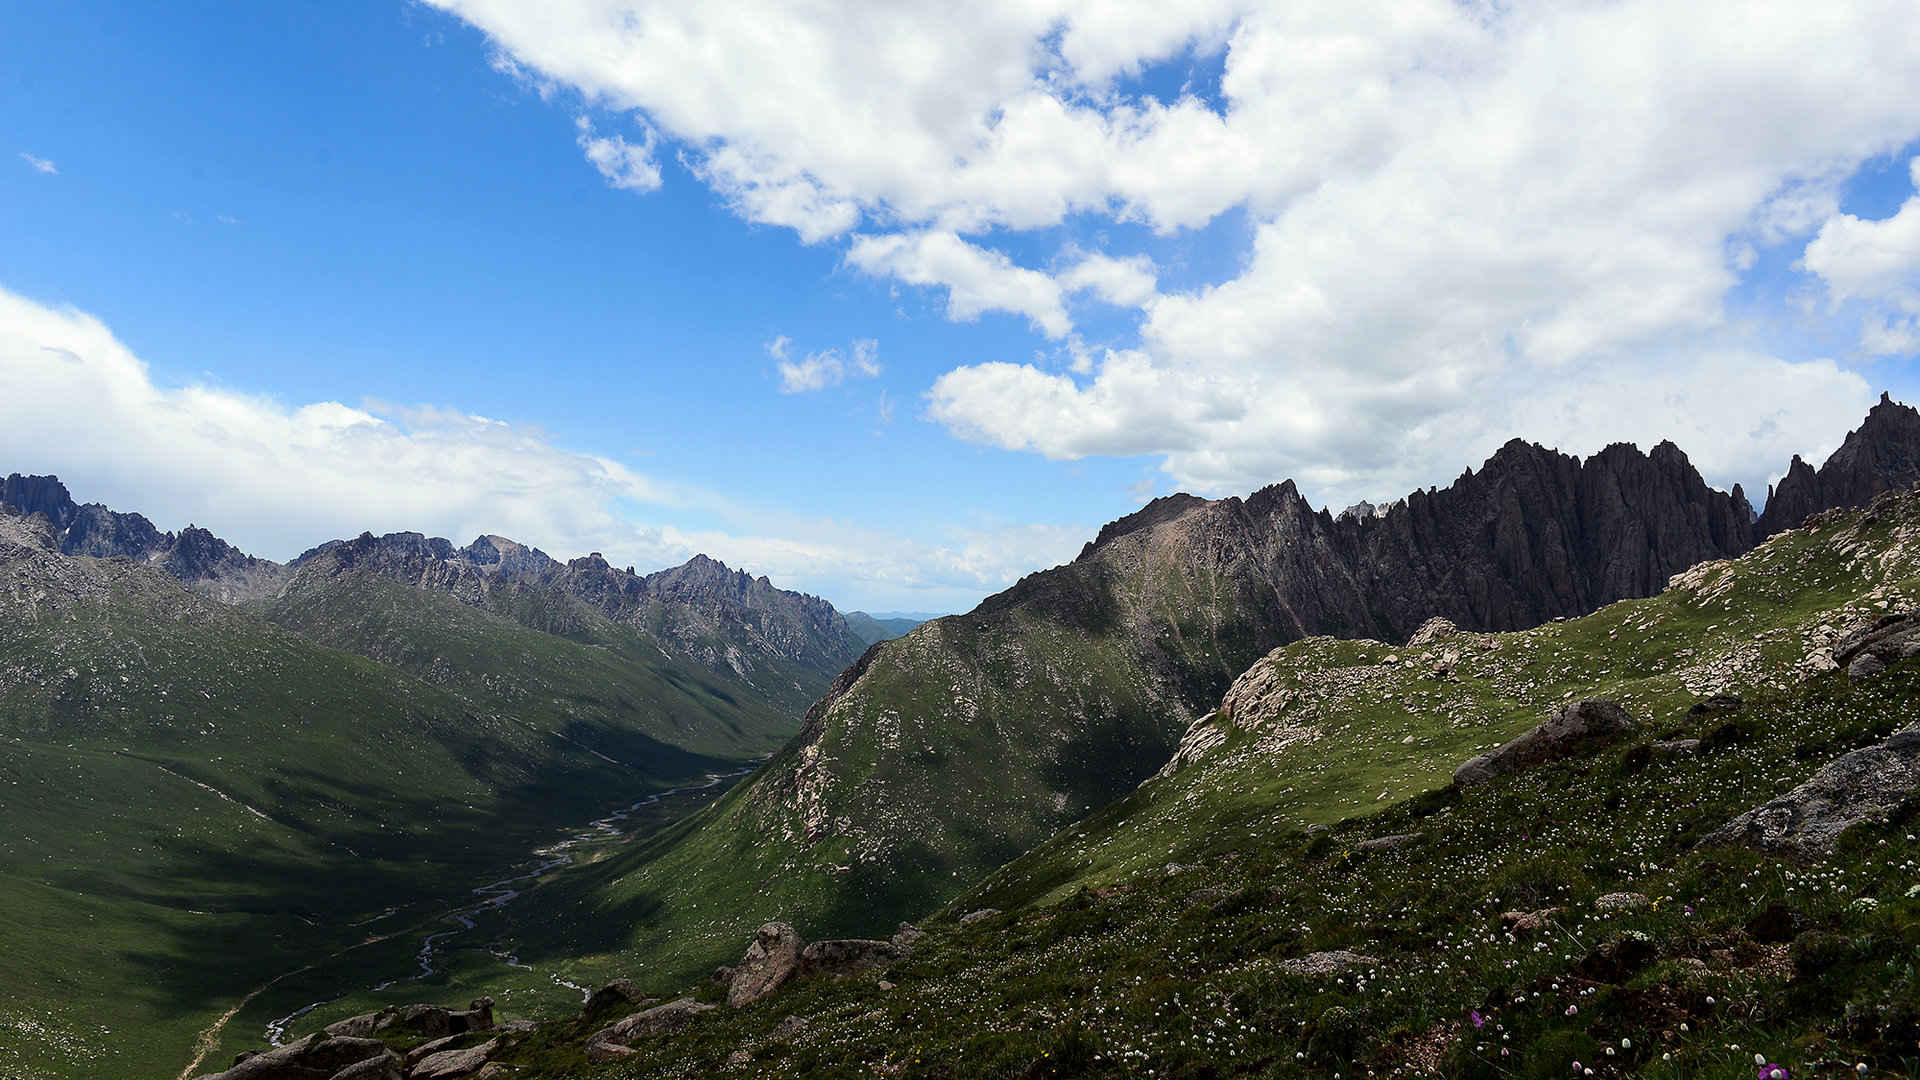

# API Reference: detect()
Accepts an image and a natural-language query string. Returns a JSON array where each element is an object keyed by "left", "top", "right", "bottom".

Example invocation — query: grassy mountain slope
[
  {"left": 457, "top": 491, "right": 1920, "bottom": 1079},
  {"left": 256, "top": 568, "right": 800, "bottom": 761},
  {"left": 0, "top": 514, "right": 739, "bottom": 1080}
]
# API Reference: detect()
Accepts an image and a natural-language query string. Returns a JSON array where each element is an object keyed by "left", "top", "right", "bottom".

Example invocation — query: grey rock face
[
  {"left": 726, "top": 922, "right": 807, "bottom": 1008},
  {"left": 1703, "top": 724, "right": 1920, "bottom": 857},
  {"left": 1453, "top": 700, "right": 1637, "bottom": 787}
]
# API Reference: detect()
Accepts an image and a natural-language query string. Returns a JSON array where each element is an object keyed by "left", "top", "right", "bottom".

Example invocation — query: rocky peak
[
  {"left": 1077, "top": 493, "right": 1211, "bottom": 561},
  {"left": 1757, "top": 392, "right": 1920, "bottom": 536}
]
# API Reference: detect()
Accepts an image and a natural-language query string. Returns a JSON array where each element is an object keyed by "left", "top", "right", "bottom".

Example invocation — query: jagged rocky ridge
[
  {"left": 619, "top": 395, "right": 1920, "bottom": 952},
  {"left": 0, "top": 473, "right": 287, "bottom": 602},
  {"left": 0, "top": 473, "right": 865, "bottom": 703},
  {"left": 287, "top": 533, "right": 863, "bottom": 695}
]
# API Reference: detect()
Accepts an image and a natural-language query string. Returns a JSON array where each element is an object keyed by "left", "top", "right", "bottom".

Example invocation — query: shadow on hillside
[{"left": 105, "top": 715, "right": 744, "bottom": 1024}]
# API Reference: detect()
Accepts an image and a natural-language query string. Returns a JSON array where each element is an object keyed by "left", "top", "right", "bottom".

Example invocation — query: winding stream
[{"left": 262, "top": 767, "right": 749, "bottom": 1046}]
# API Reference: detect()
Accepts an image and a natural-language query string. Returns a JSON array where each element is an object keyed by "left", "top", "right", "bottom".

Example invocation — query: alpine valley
[{"left": 6, "top": 396, "right": 1920, "bottom": 1080}]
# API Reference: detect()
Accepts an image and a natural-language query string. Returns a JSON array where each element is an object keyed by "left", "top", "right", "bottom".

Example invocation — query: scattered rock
[
  {"left": 1453, "top": 700, "right": 1636, "bottom": 787},
  {"left": 1652, "top": 739, "right": 1701, "bottom": 756},
  {"left": 410, "top": 1040, "right": 498, "bottom": 1080},
  {"left": 889, "top": 922, "right": 924, "bottom": 950},
  {"left": 1499, "top": 908, "right": 1561, "bottom": 936},
  {"left": 727, "top": 923, "right": 806, "bottom": 1008},
  {"left": 957, "top": 908, "right": 1001, "bottom": 926},
  {"left": 1594, "top": 892, "right": 1652, "bottom": 913},
  {"left": 1702, "top": 723, "right": 1920, "bottom": 856},
  {"left": 769, "top": 1015, "right": 810, "bottom": 1042},
  {"left": 1280, "top": 950, "right": 1379, "bottom": 977}
]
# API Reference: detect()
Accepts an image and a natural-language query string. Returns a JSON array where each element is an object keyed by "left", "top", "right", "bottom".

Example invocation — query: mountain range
[{"left": 5, "top": 394, "right": 1920, "bottom": 1079}]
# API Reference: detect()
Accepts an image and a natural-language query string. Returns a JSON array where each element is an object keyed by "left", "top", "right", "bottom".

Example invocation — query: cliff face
[
  {"left": 1756, "top": 393, "right": 1920, "bottom": 536},
  {"left": 663, "top": 395, "right": 1920, "bottom": 944}
]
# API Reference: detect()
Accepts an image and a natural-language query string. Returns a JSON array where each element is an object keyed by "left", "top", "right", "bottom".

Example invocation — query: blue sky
[{"left": 3, "top": 1, "right": 1918, "bottom": 612}]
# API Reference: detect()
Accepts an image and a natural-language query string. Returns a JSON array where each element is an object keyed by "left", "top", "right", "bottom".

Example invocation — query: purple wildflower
[
  {"left": 1757, "top": 1065, "right": 1789, "bottom": 1080},
  {"left": 1471, "top": 1010, "right": 1485, "bottom": 1028}
]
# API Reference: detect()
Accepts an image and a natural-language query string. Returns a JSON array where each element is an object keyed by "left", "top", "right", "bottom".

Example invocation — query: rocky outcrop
[
  {"left": 1703, "top": 724, "right": 1920, "bottom": 856},
  {"left": 586, "top": 999, "right": 716, "bottom": 1062},
  {"left": 1452, "top": 700, "right": 1637, "bottom": 787},
  {"left": 192, "top": 1034, "right": 399, "bottom": 1080},
  {"left": 1833, "top": 611, "right": 1920, "bottom": 679},
  {"left": 725, "top": 922, "right": 807, "bottom": 1007},
  {"left": 1757, "top": 393, "right": 1920, "bottom": 535},
  {"left": 719, "top": 921, "right": 913, "bottom": 1008}
]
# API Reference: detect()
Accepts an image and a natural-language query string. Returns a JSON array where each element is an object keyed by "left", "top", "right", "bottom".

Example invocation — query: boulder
[
  {"left": 587, "top": 998, "right": 716, "bottom": 1059},
  {"left": 889, "top": 922, "right": 925, "bottom": 950},
  {"left": 1702, "top": 723, "right": 1920, "bottom": 856},
  {"left": 1498, "top": 908, "right": 1561, "bottom": 936},
  {"left": 1279, "top": 950, "right": 1378, "bottom": 977},
  {"left": 1407, "top": 616, "right": 1459, "bottom": 647},
  {"left": 727, "top": 923, "right": 806, "bottom": 1008},
  {"left": 409, "top": 1040, "right": 497, "bottom": 1080},
  {"left": 585, "top": 980, "right": 647, "bottom": 1013},
  {"left": 800, "top": 938, "right": 903, "bottom": 979},
  {"left": 1652, "top": 739, "right": 1700, "bottom": 756},
  {"left": 195, "top": 1034, "right": 394, "bottom": 1080},
  {"left": 1835, "top": 612, "right": 1920, "bottom": 679},
  {"left": 957, "top": 908, "right": 1001, "bottom": 926},
  {"left": 1453, "top": 700, "right": 1637, "bottom": 786},
  {"left": 769, "top": 1015, "right": 810, "bottom": 1043}
]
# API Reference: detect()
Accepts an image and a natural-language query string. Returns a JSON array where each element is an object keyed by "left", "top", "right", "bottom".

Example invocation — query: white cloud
[
  {"left": 18, "top": 152, "right": 57, "bottom": 175},
  {"left": 848, "top": 231, "right": 1070, "bottom": 338},
  {"left": 0, "top": 285, "right": 1070, "bottom": 611},
  {"left": 770, "top": 335, "right": 882, "bottom": 393},
  {"left": 574, "top": 115, "right": 662, "bottom": 193},
  {"left": 428, "top": 0, "right": 1920, "bottom": 507},
  {"left": 1059, "top": 253, "right": 1159, "bottom": 308},
  {"left": 1800, "top": 155, "right": 1920, "bottom": 356}
]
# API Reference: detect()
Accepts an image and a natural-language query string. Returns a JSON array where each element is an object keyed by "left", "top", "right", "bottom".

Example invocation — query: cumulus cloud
[
  {"left": 848, "top": 232, "right": 1070, "bottom": 338},
  {"left": 0, "top": 286, "right": 1072, "bottom": 611},
  {"left": 427, "top": 0, "right": 1919, "bottom": 507},
  {"left": 575, "top": 115, "right": 663, "bottom": 193},
  {"left": 769, "top": 335, "right": 881, "bottom": 393},
  {"left": 1801, "top": 156, "right": 1920, "bottom": 356},
  {"left": 18, "top": 152, "right": 57, "bottom": 175}
]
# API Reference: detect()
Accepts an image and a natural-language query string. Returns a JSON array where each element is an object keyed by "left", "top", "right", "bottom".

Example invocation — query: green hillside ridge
[
  {"left": 339, "top": 489, "right": 1920, "bottom": 1079},
  {"left": 0, "top": 513, "right": 769, "bottom": 1080}
]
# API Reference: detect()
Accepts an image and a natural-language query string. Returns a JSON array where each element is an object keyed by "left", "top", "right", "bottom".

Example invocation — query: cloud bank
[{"left": 429, "top": 0, "right": 1918, "bottom": 506}]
